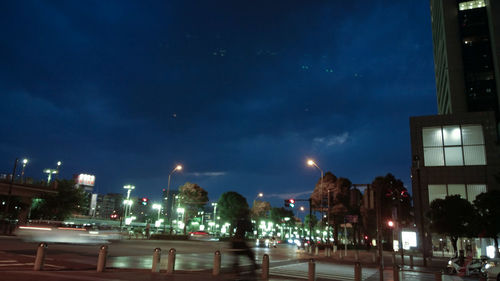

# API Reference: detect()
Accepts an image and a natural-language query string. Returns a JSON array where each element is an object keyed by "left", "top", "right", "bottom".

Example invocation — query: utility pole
[{"left": 376, "top": 182, "right": 384, "bottom": 280}]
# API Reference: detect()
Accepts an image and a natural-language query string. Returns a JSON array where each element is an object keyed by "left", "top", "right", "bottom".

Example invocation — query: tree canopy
[
  {"left": 427, "top": 195, "right": 475, "bottom": 253},
  {"left": 251, "top": 200, "right": 271, "bottom": 220},
  {"left": 473, "top": 190, "right": 500, "bottom": 257},
  {"left": 29, "top": 179, "right": 88, "bottom": 221},
  {"left": 178, "top": 182, "right": 208, "bottom": 233},
  {"left": 217, "top": 191, "right": 250, "bottom": 236}
]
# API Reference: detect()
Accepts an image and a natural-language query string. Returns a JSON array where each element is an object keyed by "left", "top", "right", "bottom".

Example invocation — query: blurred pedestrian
[{"left": 230, "top": 218, "right": 258, "bottom": 275}]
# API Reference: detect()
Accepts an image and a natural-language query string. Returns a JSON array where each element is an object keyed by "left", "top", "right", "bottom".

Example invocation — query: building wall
[
  {"left": 410, "top": 111, "right": 500, "bottom": 255},
  {"left": 430, "top": 0, "right": 500, "bottom": 119}
]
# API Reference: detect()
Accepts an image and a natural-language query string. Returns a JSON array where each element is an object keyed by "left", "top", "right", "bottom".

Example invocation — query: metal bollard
[
  {"left": 409, "top": 255, "right": 414, "bottom": 268},
  {"left": 339, "top": 251, "right": 343, "bottom": 260},
  {"left": 152, "top": 248, "right": 161, "bottom": 273},
  {"left": 213, "top": 250, "right": 221, "bottom": 276},
  {"left": 434, "top": 271, "right": 442, "bottom": 281},
  {"left": 315, "top": 245, "right": 319, "bottom": 256},
  {"left": 333, "top": 245, "right": 337, "bottom": 253},
  {"left": 167, "top": 248, "right": 176, "bottom": 274},
  {"left": 308, "top": 259, "right": 315, "bottom": 281},
  {"left": 372, "top": 252, "right": 377, "bottom": 263},
  {"left": 262, "top": 254, "right": 269, "bottom": 279},
  {"left": 34, "top": 242, "right": 47, "bottom": 271},
  {"left": 324, "top": 247, "right": 329, "bottom": 257},
  {"left": 96, "top": 245, "right": 108, "bottom": 272},
  {"left": 393, "top": 265, "right": 400, "bottom": 281},
  {"left": 354, "top": 262, "right": 362, "bottom": 281},
  {"left": 354, "top": 251, "right": 359, "bottom": 262}
]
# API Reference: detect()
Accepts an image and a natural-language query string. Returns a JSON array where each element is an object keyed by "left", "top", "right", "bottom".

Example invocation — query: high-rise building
[
  {"left": 430, "top": 0, "right": 500, "bottom": 124},
  {"left": 410, "top": 0, "right": 500, "bottom": 258}
]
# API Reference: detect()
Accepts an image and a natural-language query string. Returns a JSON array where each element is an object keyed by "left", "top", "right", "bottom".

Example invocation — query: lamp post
[
  {"left": 211, "top": 202, "right": 218, "bottom": 235},
  {"left": 123, "top": 185, "right": 135, "bottom": 218},
  {"left": 166, "top": 165, "right": 182, "bottom": 231},
  {"left": 307, "top": 159, "right": 325, "bottom": 241},
  {"left": 43, "top": 169, "right": 58, "bottom": 184},
  {"left": 56, "top": 161, "right": 62, "bottom": 179},
  {"left": 20, "top": 158, "right": 28, "bottom": 182}
]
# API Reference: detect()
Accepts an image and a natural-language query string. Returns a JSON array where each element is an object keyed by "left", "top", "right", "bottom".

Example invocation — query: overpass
[{"left": 0, "top": 179, "right": 57, "bottom": 230}]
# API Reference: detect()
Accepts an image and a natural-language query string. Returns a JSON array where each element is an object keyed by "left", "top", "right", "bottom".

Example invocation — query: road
[{"left": 0, "top": 237, "right": 481, "bottom": 281}]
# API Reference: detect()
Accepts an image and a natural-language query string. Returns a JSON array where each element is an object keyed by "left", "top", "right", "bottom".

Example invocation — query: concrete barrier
[
  {"left": 213, "top": 250, "right": 221, "bottom": 276},
  {"left": 393, "top": 265, "right": 400, "bottom": 281},
  {"left": 308, "top": 259, "right": 315, "bottom": 281},
  {"left": 96, "top": 245, "right": 108, "bottom": 272},
  {"left": 34, "top": 242, "right": 47, "bottom": 271},
  {"left": 167, "top": 248, "right": 176, "bottom": 274},
  {"left": 354, "top": 262, "right": 362, "bottom": 281},
  {"left": 152, "top": 248, "right": 161, "bottom": 273},
  {"left": 262, "top": 254, "right": 269, "bottom": 279}
]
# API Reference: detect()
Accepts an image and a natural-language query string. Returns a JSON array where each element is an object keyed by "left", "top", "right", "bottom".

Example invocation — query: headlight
[
  {"left": 485, "top": 263, "right": 492, "bottom": 270},
  {"left": 448, "top": 261, "right": 452, "bottom": 265}
]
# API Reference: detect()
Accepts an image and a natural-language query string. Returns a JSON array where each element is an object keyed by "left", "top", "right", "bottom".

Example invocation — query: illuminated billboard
[{"left": 76, "top": 174, "right": 95, "bottom": 186}]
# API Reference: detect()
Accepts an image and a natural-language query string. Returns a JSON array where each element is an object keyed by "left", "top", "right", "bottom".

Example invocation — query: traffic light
[
  {"left": 141, "top": 197, "right": 149, "bottom": 206},
  {"left": 284, "top": 199, "right": 295, "bottom": 208}
]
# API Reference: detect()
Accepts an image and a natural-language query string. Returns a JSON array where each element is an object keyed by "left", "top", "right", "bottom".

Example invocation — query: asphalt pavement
[{"left": 0, "top": 236, "right": 483, "bottom": 281}]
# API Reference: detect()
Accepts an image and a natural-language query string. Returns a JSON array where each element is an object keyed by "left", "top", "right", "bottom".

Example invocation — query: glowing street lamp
[
  {"left": 307, "top": 159, "right": 327, "bottom": 240},
  {"left": 123, "top": 185, "right": 135, "bottom": 218},
  {"left": 21, "top": 158, "right": 28, "bottom": 181},
  {"left": 44, "top": 169, "right": 58, "bottom": 184},
  {"left": 152, "top": 204, "right": 162, "bottom": 221},
  {"left": 165, "top": 164, "right": 182, "bottom": 228}
]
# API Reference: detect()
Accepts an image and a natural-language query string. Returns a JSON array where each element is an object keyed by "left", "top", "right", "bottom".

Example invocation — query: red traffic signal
[{"left": 284, "top": 199, "right": 295, "bottom": 208}]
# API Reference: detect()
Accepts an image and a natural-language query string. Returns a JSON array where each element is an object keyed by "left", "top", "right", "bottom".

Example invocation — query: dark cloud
[{"left": 0, "top": 0, "right": 436, "bottom": 206}]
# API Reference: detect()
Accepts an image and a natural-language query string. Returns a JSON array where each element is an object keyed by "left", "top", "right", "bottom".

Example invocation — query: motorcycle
[{"left": 446, "top": 254, "right": 489, "bottom": 277}]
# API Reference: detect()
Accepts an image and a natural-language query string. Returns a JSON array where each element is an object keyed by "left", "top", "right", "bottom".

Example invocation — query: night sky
[{"left": 0, "top": 1, "right": 437, "bottom": 208}]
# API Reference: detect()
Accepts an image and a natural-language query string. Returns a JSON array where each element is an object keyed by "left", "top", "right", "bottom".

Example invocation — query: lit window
[
  {"left": 459, "top": 0, "right": 486, "bottom": 11},
  {"left": 422, "top": 124, "right": 486, "bottom": 167},
  {"left": 428, "top": 184, "right": 486, "bottom": 204}
]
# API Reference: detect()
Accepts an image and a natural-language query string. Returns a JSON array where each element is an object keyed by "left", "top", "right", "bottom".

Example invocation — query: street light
[
  {"left": 307, "top": 159, "right": 325, "bottom": 240},
  {"left": 123, "top": 185, "right": 135, "bottom": 219},
  {"left": 166, "top": 164, "right": 182, "bottom": 230},
  {"left": 56, "top": 161, "right": 62, "bottom": 177},
  {"left": 19, "top": 158, "right": 29, "bottom": 183},
  {"left": 44, "top": 169, "right": 58, "bottom": 184},
  {"left": 152, "top": 204, "right": 162, "bottom": 221}
]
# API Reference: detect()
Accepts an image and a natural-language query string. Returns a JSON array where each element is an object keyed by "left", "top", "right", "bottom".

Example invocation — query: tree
[
  {"left": 251, "top": 200, "right": 271, "bottom": 220},
  {"left": 178, "top": 182, "right": 209, "bottom": 234},
  {"left": 217, "top": 192, "right": 250, "bottom": 236},
  {"left": 29, "top": 179, "right": 88, "bottom": 221},
  {"left": 371, "top": 173, "right": 412, "bottom": 246},
  {"left": 427, "top": 195, "right": 475, "bottom": 253},
  {"left": 473, "top": 190, "right": 500, "bottom": 257}
]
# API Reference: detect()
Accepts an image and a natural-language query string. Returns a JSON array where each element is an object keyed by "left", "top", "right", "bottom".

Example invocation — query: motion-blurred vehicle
[
  {"left": 256, "top": 237, "right": 278, "bottom": 248},
  {"left": 188, "top": 231, "right": 219, "bottom": 241},
  {"left": 15, "top": 222, "right": 122, "bottom": 244}
]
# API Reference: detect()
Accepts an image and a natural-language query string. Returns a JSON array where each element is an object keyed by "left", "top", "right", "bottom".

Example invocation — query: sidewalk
[{"left": 0, "top": 269, "right": 296, "bottom": 281}]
